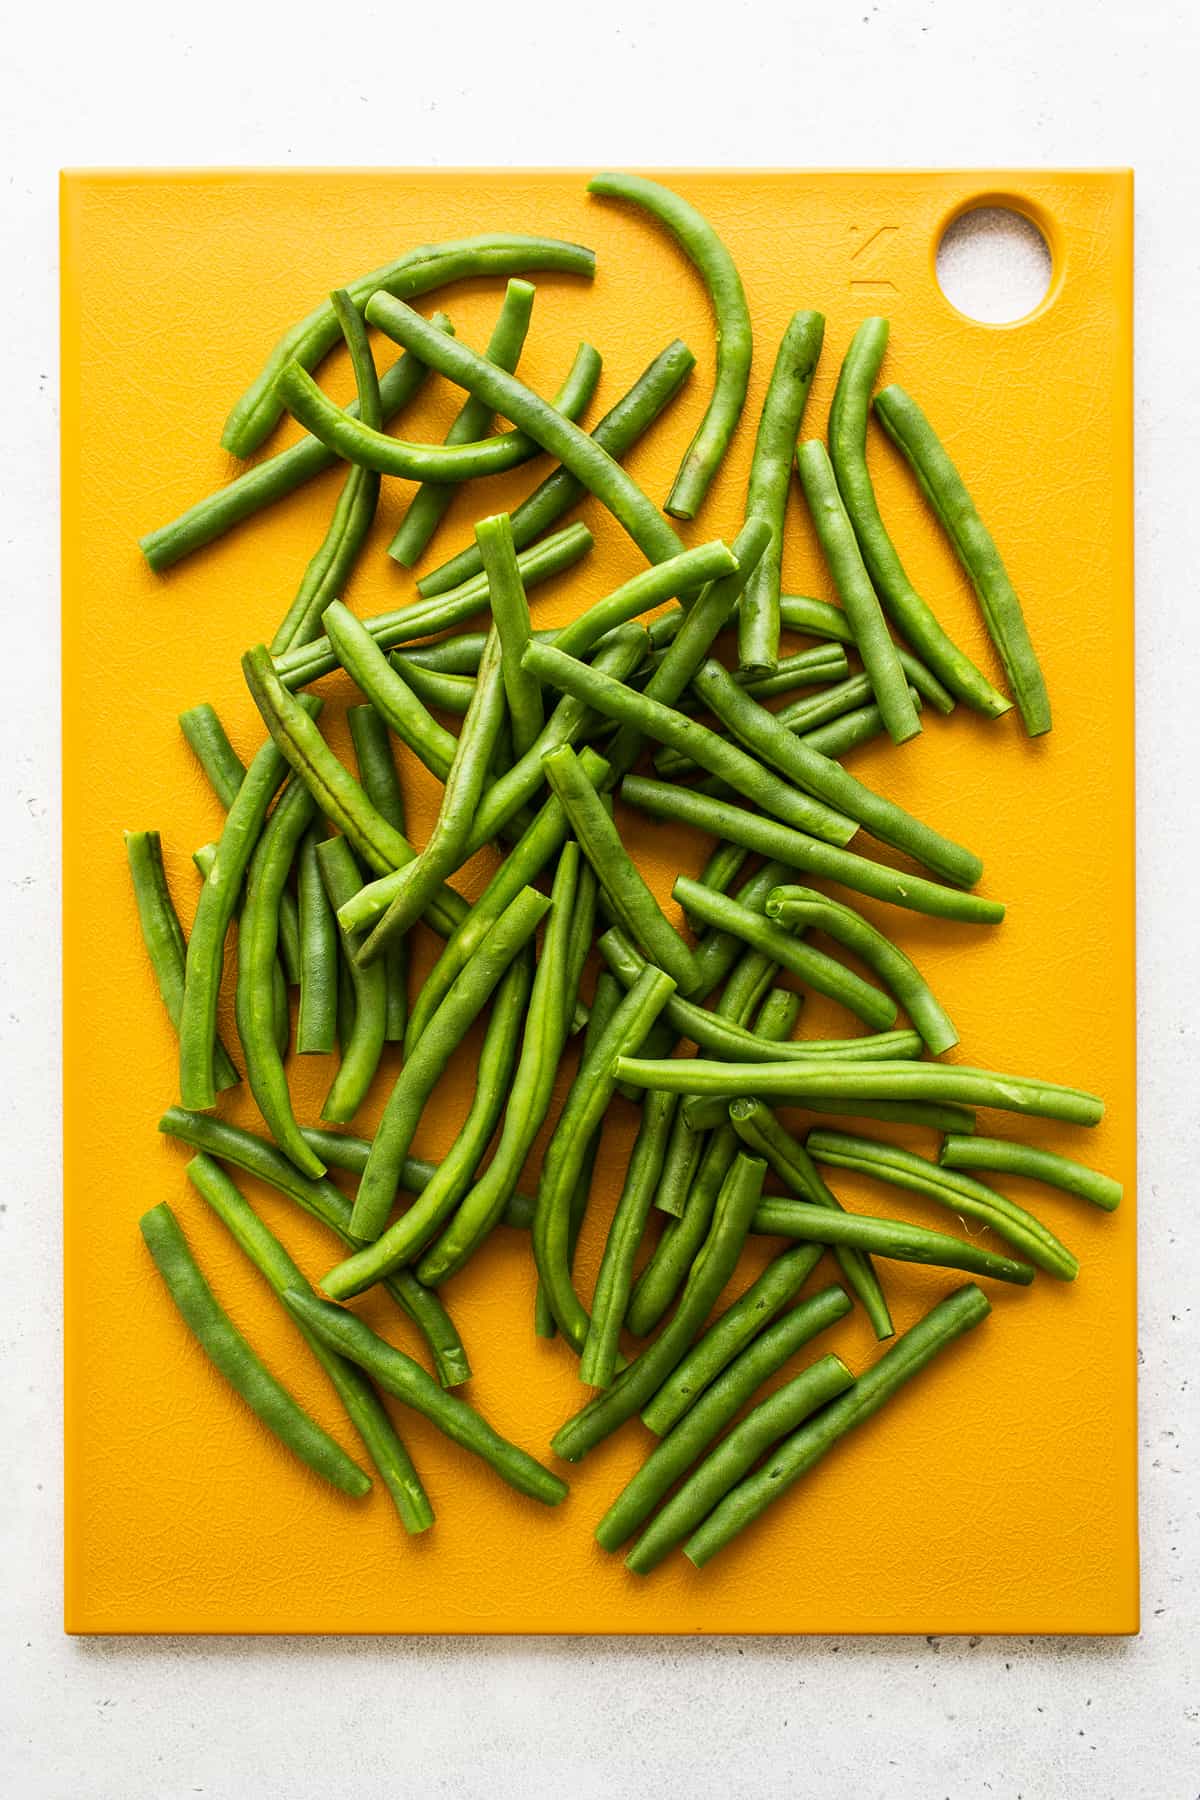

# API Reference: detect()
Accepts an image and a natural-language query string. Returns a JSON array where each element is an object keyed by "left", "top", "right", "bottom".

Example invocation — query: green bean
[
  {"left": 387, "top": 659, "right": 475, "bottom": 714},
  {"left": 652, "top": 1105, "right": 708, "bottom": 1222},
  {"left": 366, "top": 293, "right": 688, "bottom": 568},
  {"left": 828, "top": 320, "right": 1010, "bottom": 718},
  {"left": 778, "top": 594, "right": 955, "bottom": 714},
  {"left": 740, "top": 309, "right": 825, "bottom": 671},
  {"left": 324, "top": 600, "right": 458, "bottom": 781},
  {"left": 686, "top": 859, "right": 794, "bottom": 996},
  {"left": 554, "top": 541, "right": 740, "bottom": 661},
  {"left": 221, "top": 233, "right": 596, "bottom": 458},
  {"left": 179, "top": 703, "right": 245, "bottom": 807},
  {"left": 617, "top": 1056, "right": 1103, "bottom": 1126},
  {"left": 235, "top": 777, "right": 320, "bottom": 1170},
  {"left": 394, "top": 635, "right": 496, "bottom": 675},
  {"left": 600, "top": 1281, "right": 844, "bottom": 1548},
  {"left": 283, "top": 1289, "right": 567, "bottom": 1506},
  {"left": 741, "top": 644, "right": 851, "bottom": 700},
  {"left": 417, "top": 339, "right": 697, "bottom": 596},
  {"left": 874, "top": 382, "right": 1051, "bottom": 736},
  {"left": 192, "top": 838, "right": 290, "bottom": 1059},
  {"left": 629, "top": 1352, "right": 855, "bottom": 1574},
  {"left": 580, "top": 1091, "right": 678, "bottom": 1388},
  {"left": 187, "top": 1155, "right": 433, "bottom": 1534},
  {"left": 352, "top": 887, "right": 550, "bottom": 1240},
  {"left": 279, "top": 338, "right": 602, "bottom": 481},
  {"left": 939, "top": 1134, "right": 1122, "bottom": 1212},
  {"left": 694, "top": 660, "right": 979, "bottom": 886},
  {"left": 726, "top": 1099, "right": 893, "bottom": 1340},
  {"left": 139, "top": 1202, "right": 371, "bottom": 1497},
  {"left": 796, "top": 438, "right": 920, "bottom": 745},
  {"left": 140, "top": 329, "right": 446, "bottom": 571},
  {"left": 684, "top": 1285, "right": 991, "bottom": 1567},
  {"left": 553, "top": 1152, "right": 765, "bottom": 1461},
  {"left": 562, "top": 850, "right": 600, "bottom": 1036},
  {"left": 476, "top": 513, "right": 543, "bottom": 756},
  {"left": 179, "top": 706, "right": 317, "bottom": 1111},
  {"left": 269, "top": 289, "right": 383, "bottom": 656},
  {"left": 765, "top": 884, "right": 955, "bottom": 1054},
  {"left": 802, "top": 698, "right": 914, "bottom": 759},
  {"left": 361, "top": 633, "right": 509, "bottom": 956},
  {"left": 156, "top": 1107, "right": 471, "bottom": 1387},
  {"left": 543, "top": 744, "right": 704, "bottom": 996},
  {"left": 672, "top": 878, "right": 895, "bottom": 1031},
  {"left": 294, "top": 827, "right": 338, "bottom": 1055},
  {"left": 653, "top": 668, "right": 879, "bottom": 783},
  {"left": 241, "top": 644, "right": 467, "bottom": 938},
  {"left": 390, "top": 280, "right": 537, "bottom": 567},
  {"left": 698, "top": 841, "right": 750, "bottom": 896},
  {"left": 347, "top": 705, "right": 409, "bottom": 1041},
  {"left": 533, "top": 964, "right": 675, "bottom": 1352},
  {"left": 752, "top": 1194, "right": 1034, "bottom": 1285},
  {"left": 296, "top": 1125, "right": 535, "bottom": 1229},
  {"left": 418, "top": 846, "right": 581, "bottom": 1287},
  {"left": 808, "top": 1129, "right": 1078, "bottom": 1280},
  {"left": 274, "top": 523, "right": 594, "bottom": 690},
  {"left": 124, "top": 831, "right": 240, "bottom": 1092},
  {"left": 322, "top": 946, "right": 533, "bottom": 1300},
  {"left": 314, "top": 836, "right": 388, "bottom": 1123},
  {"left": 522, "top": 642, "right": 859, "bottom": 848},
  {"left": 686, "top": 1093, "right": 977, "bottom": 1135},
  {"left": 620, "top": 778, "right": 1003, "bottom": 926},
  {"left": 640, "top": 1246, "right": 828, "bottom": 1436},
  {"left": 589, "top": 172, "right": 751, "bottom": 519}
]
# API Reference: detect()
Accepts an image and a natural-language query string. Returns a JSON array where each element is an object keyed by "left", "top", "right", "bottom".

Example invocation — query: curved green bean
[
  {"left": 325, "top": 600, "right": 457, "bottom": 780},
  {"left": 187, "top": 1154, "right": 432, "bottom": 1534},
  {"left": 553, "top": 541, "right": 739, "bottom": 662},
  {"left": 347, "top": 705, "right": 409, "bottom": 1041},
  {"left": 283, "top": 1289, "right": 567, "bottom": 1506},
  {"left": 808, "top": 1128, "right": 1078, "bottom": 1279},
  {"left": 140, "top": 1202, "right": 371, "bottom": 1497},
  {"left": 315, "top": 836, "right": 388, "bottom": 1123},
  {"left": 589, "top": 172, "right": 751, "bottom": 519},
  {"left": 390, "top": 280, "right": 537, "bottom": 567},
  {"left": 221, "top": 233, "right": 596, "bottom": 457},
  {"left": 740, "top": 309, "right": 825, "bottom": 671},
  {"left": 477, "top": 512, "right": 543, "bottom": 756},
  {"left": 939, "top": 1133, "right": 1122, "bottom": 1212},
  {"left": 685, "top": 1285, "right": 991, "bottom": 1567},
  {"left": 828, "top": 319, "right": 1010, "bottom": 717},
  {"left": 580, "top": 1090, "right": 678, "bottom": 1388},
  {"left": 778, "top": 593, "right": 955, "bottom": 714},
  {"left": 752, "top": 1194, "right": 1034, "bottom": 1285},
  {"left": 875, "top": 382, "right": 1050, "bottom": 733},
  {"left": 416, "top": 339, "right": 697, "bottom": 596},
  {"left": 619, "top": 778, "right": 1003, "bottom": 925}
]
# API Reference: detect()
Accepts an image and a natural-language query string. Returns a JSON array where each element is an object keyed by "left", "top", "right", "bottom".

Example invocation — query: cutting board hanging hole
[{"left": 937, "top": 203, "right": 1053, "bottom": 324}]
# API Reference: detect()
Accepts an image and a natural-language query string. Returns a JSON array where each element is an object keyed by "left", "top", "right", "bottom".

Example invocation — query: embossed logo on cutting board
[{"left": 849, "top": 225, "right": 899, "bottom": 296}]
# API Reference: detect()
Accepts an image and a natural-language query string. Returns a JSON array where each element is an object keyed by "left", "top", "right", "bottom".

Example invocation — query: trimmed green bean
[
  {"left": 778, "top": 593, "right": 955, "bottom": 714},
  {"left": 685, "top": 1285, "right": 991, "bottom": 1567},
  {"left": 221, "top": 233, "right": 596, "bottom": 458},
  {"left": 803, "top": 697, "right": 916, "bottom": 759},
  {"left": 283, "top": 1289, "right": 567, "bottom": 1506},
  {"left": 553, "top": 541, "right": 740, "bottom": 662},
  {"left": 294, "top": 827, "right": 338, "bottom": 1055},
  {"left": 600, "top": 1283, "right": 845, "bottom": 1549},
  {"left": 939, "top": 1134, "right": 1122, "bottom": 1212},
  {"left": 562, "top": 850, "right": 600, "bottom": 1037},
  {"left": 808, "top": 1128, "right": 1078, "bottom": 1280},
  {"left": 187, "top": 1155, "right": 433, "bottom": 1534},
  {"left": 797, "top": 438, "right": 920, "bottom": 744},
  {"left": 297, "top": 1125, "right": 534, "bottom": 1230},
  {"left": 477, "top": 512, "right": 543, "bottom": 757},
  {"left": 390, "top": 280, "right": 536, "bottom": 567},
  {"left": 828, "top": 319, "right": 1010, "bottom": 717},
  {"left": 686, "top": 1093, "right": 977, "bottom": 1135},
  {"left": 347, "top": 705, "right": 409, "bottom": 1042},
  {"left": 742, "top": 644, "right": 851, "bottom": 699},
  {"left": 324, "top": 600, "right": 457, "bottom": 781},
  {"left": 315, "top": 836, "right": 388, "bottom": 1123},
  {"left": 179, "top": 703, "right": 245, "bottom": 808},
  {"left": 740, "top": 309, "right": 824, "bottom": 672},
  {"left": 752, "top": 1195, "right": 1034, "bottom": 1285},
  {"left": 589, "top": 172, "right": 750, "bottom": 519},
  {"left": 653, "top": 667, "right": 879, "bottom": 783},
  {"left": 698, "top": 841, "right": 750, "bottom": 896},
  {"left": 874, "top": 382, "right": 1051, "bottom": 736},
  {"left": 139, "top": 1202, "right": 371, "bottom": 1497},
  {"left": 388, "top": 659, "right": 475, "bottom": 714},
  {"left": 620, "top": 778, "right": 1004, "bottom": 926},
  {"left": 580, "top": 1091, "right": 678, "bottom": 1388}
]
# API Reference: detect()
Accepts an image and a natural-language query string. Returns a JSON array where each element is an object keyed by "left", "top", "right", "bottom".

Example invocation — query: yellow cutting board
[{"left": 61, "top": 169, "right": 1135, "bottom": 1635}]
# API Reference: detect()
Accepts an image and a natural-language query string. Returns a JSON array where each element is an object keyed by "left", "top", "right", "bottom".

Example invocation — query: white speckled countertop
[{"left": 2, "top": 3, "right": 1196, "bottom": 1792}]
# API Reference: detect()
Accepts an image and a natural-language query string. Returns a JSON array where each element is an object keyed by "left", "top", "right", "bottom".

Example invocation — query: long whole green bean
[
  {"left": 222, "top": 233, "right": 596, "bottom": 457},
  {"left": 390, "top": 280, "right": 537, "bottom": 566},
  {"left": 139, "top": 1202, "right": 371, "bottom": 1497},
  {"left": 685, "top": 1285, "right": 991, "bottom": 1567},
  {"left": 347, "top": 705, "right": 409, "bottom": 1041},
  {"left": 939, "top": 1133, "right": 1122, "bottom": 1212},
  {"left": 686, "top": 1093, "right": 977, "bottom": 1135},
  {"left": 417, "top": 339, "right": 697, "bottom": 596},
  {"left": 580, "top": 1091, "right": 678, "bottom": 1388},
  {"left": 808, "top": 1128, "right": 1078, "bottom": 1279},
  {"left": 752, "top": 1195, "right": 1034, "bottom": 1285},
  {"left": 619, "top": 776, "right": 1003, "bottom": 925},
  {"left": 589, "top": 172, "right": 751, "bottom": 519},
  {"left": 874, "top": 382, "right": 1051, "bottom": 735},
  {"left": 352, "top": 887, "right": 551, "bottom": 1240},
  {"left": 365, "top": 292, "right": 688, "bottom": 567},
  {"left": 477, "top": 513, "right": 544, "bottom": 756},
  {"left": 283, "top": 1290, "right": 567, "bottom": 1505},
  {"left": 552, "top": 1153, "right": 766, "bottom": 1461},
  {"left": 269, "top": 288, "right": 383, "bottom": 656},
  {"left": 796, "top": 438, "right": 920, "bottom": 744},
  {"left": 315, "top": 836, "right": 388, "bottom": 1122},
  {"left": 828, "top": 319, "right": 1010, "bottom": 717},
  {"left": 778, "top": 593, "right": 955, "bottom": 714},
  {"left": 740, "top": 309, "right": 825, "bottom": 672},
  {"left": 598, "top": 1282, "right": 846, "bottom": 1549},
  {"left": 187, "top": 1155, "right": 433, "bottom": 1534}
]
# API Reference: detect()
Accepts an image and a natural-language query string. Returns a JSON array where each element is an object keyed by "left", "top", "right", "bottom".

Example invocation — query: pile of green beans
[{"left": 128, "top": 172, "right": 1118, "bottom": 1577}]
